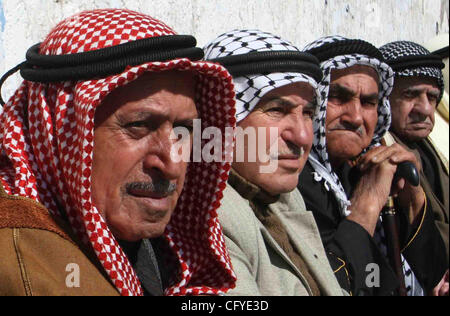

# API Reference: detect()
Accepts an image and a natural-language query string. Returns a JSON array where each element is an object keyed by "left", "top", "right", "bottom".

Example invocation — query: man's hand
[
  {"left": 432, "top": 270, "right": 449, "bottom": 296},
  {"left": 348, "top": 144, "right": 425, "bottom": 236}
]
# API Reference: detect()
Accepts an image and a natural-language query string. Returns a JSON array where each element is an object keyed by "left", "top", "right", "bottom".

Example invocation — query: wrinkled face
[
  {"left": 389, "top": 76, "right": 440, "bottom": 142},
  {"left": 325, "top": 65, "right": 380, "bottom": 165},
  {"left": 233, "top": 82, "right": 316, "bottom": 195},
  {"left": 92, "top": 71, "right": 197, "bottom": 242}
]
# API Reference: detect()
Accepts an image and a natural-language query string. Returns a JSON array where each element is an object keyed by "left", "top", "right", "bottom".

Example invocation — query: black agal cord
[
  {"left": 387, "top": 54, "right": 445, "bottom": 72},
  {"left": 209, "top": 51, "right": 323, "bottom": 83},
  {"left": 432, "top": 46, "right": 449, "bottom": 59},
  {"left": 0, "top": 35, "right": 204, "bottom": 105},
  {"left": 306, "top": 39, "right": 384, "bottom": 63}
]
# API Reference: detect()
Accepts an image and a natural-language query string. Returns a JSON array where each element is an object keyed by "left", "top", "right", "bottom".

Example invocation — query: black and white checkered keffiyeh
[
  {"left": 204, "top": 29, "right": 319, "bottom": 122},
  {"left": 304, "top": 36, "right": 395, "bottom": 217},
  {"left": 306, "top": 36, "right": 422, "bottom": 296},
  {"left": 379, "top": 41, "right": 445, "bottom": 103},
  {"left": 379, "top": 40, "right": 445, "bottom": 296}
]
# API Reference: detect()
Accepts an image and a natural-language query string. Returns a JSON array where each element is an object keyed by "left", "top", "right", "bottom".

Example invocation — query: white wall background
[{"left": 0, "top": 0, "right": 449, "bottom": 102}]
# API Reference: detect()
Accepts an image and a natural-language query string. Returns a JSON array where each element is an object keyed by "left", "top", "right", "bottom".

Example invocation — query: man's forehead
[
  {"left": 259, "top": 82, "right": 315, "bottom": 101},
  {"left": 329, "top": 66, "right": 380, "bottom": 96},
  {"left": 395, "top": 76, "right": 440, "bottom": 91},
  {"left": 330, "top": 64, "right": 379, "bottom": 82},
  {"left": 94, "top": 71, "right": 198, "bottom": 125}
]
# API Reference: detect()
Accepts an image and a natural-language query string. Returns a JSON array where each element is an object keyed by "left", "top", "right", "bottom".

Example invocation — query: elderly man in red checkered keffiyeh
[{"left": 0, "top": 9, "right": 236, "bottom": 296}]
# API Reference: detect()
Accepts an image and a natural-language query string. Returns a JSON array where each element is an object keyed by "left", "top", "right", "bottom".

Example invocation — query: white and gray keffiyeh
[
  {"left": 379, "top": 41, "right": 445, "bottom": 103},
  {"left": 305, "top": 36, "right": 421, "bottom": 296},
  {"left": 204, "top": 29, "right": 319, "bottom": 122},
  {"left": 304, "top": 36, "right": 395, "bottom": 217}
]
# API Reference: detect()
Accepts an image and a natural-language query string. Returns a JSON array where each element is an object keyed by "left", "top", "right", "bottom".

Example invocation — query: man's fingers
[
  {"left": 432, "top": 271, "right": 449, "bottom": 296},
  {"left": 359, "top": 146, "right": 391, "bottom": 171},
  {"left": 391, "top": 178, "right": 405, "bottom": 196},
  {"left": 439, "top": 283, "right": 449, "bottom": 296},
  {"left": 359, "top": 144, "right": 419, "bottom": 172},
  {"left": 389, "top": 151, "right": 417, "bottom": 165}
]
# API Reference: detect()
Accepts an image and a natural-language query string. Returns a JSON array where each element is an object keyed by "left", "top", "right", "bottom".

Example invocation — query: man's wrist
[
  {"left": 350, "top": 198, "right": 383, "bottom": 218},
  {"left": 347, "top": 208, "right": 380, "bottom": 237}
]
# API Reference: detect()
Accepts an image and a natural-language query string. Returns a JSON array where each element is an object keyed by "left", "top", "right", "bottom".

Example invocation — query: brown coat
[
  {"left": 0, "top": 185, "right": 119, "bottom": 296},
  {"left": 414, "top": 138, "right": 449, "bottom": 261}
]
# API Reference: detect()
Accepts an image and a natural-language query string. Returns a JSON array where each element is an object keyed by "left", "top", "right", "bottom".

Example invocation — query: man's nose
[
  {"left": 342, "top": 99, "right": 364, "bottom": 128},
  {"left": 281, "top": 115, "right": 312, "bottom": 149},
  {"left": 142, "top": 124, "right": 186, "bottom": 180},
  {"left": 413, "top": 92, "right": 434, "bottom": 117}
]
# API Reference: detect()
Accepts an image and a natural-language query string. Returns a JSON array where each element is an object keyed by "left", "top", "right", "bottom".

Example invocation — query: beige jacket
[{"left": 218, "top": 184, "right": 344, "bottom": 296}]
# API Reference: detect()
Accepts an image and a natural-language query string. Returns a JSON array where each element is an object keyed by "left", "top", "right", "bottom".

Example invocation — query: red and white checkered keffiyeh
[{"left": 0, "top": 9, "right": 237, "bottom": 296}]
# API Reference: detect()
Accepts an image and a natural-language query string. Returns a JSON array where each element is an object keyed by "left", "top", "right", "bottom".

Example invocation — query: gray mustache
[
  {"left": 330, "top": 124, "right": 364, "bottom": 136},
  {"left": 126, "top": 181, "right": 177, "bottom": 195},
  {"left": 271, "top": 143, "right": 305, "bottom": 159},
  {"left": 277, "top": 147, "right": 305, "bottom": 157}
]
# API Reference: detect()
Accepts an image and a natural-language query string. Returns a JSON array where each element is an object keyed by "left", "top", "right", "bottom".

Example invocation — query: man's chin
[
  {"left": 111, "top": 217, "right": 171, "bottom": 242},
  {"left": 401, "top": 130, "right": 432, "bottom": 143},
  {"left": 330, "top": 149, "right": 365, "bottom": 163},
  {"left": 259, "top": 175, "right": 299, "bottom": 195},
  {"left": 327, "top": 142, "right": 368, "bottom": 161},
  {"left": 138, "top": 226, "right": 167, "bottom": 240}
]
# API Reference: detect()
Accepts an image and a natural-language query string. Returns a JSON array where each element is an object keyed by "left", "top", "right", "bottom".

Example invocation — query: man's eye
[
  {"left": 260, "top": 106, "right": 285, "bottom": 120},
  {"left": 428, "top": 94, "right": 439, "bottom": 103},
  {"left": 403, "top": 91, "right": 416, "bottom": 98},
  {"left": 125, "top": 121, "right": 147, "bottom": 129},
  {"left": 266, "top": 106, "right": 285, "bottom": 113},
  {"left": 328, "top": 95, "right": 344, "bottom": 104},
  {"left": 122, "top": 121, "right": 153, "bottom": 138},
  {"left": 363, "top": 101, "right": 378, "bottom": 107},
  {"left": 175, "top": 124, "right": 194, "bottom": 133},
  {"left": 303, "top": 109, "right": 315, "bottom": 119}
]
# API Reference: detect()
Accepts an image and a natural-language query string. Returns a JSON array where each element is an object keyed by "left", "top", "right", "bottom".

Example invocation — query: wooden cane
[
  {"left": 382, "top": 197, "right": 407, "bottom": 296},
  {"left": 382, "top": 161, "right": 420, "bottom": 296}
]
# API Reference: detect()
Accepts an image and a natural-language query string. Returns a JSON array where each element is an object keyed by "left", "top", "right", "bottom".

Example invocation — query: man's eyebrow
[
  {"left": 403, "top": 87, "right": 423, "bottom": 94},
  {"left": 116, "top": 110, "right": 166, "bottom": 124},
  {"left": 304, "top": 100, "right": 317, "bottom": 110},
  {"left": 428, "top": 91, "right": 441, "bottom": 98},
  {"left": 329, "top": 84, "right": 357, "bottom": 98},
  {"left": 360, "top": 93, "right": 379, "bottom": 101},
  {"left": 129, "top": 111, "right": 154, "bottom": 119},
  {"left": 330, "top": 84, "right": 378, "bottom": 101},
  {"left": 403, "top": 86, "right": 440, "bottom": 95},
  {"left": 264, "top": 96, "right": 316, "bottom": 110},
  {"left": 125, "top": 111, "right": 198, "bottom": 124},
  {"left": 265, "top": 96, "right": 298, "bottom": 108},
  {"left": 174, "top": 118, "right": 195, "bottom": 127}
]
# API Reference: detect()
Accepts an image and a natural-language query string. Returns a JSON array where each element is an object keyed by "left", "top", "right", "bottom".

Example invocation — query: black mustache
[
  {"left": 409, "top": 116, "right": 433, "bottom": 125},
  {"left": 126, "top": 181, "right": 177, "bottom": 195}
]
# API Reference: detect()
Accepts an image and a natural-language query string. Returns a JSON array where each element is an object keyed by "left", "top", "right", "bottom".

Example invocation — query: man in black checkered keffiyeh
[
  {"left": 204, "top": 29, "right": 323, "bottom": 199},
  {"left": 298, "top": 36, "right": 447, "bottom": 296},
  {"left": 202, "top": 30, "right": 345, "bottom": 296},
  {"left": 380, "top": 41, "right": 449, "bottom": 296}
]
